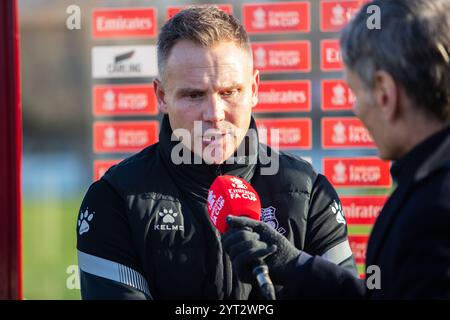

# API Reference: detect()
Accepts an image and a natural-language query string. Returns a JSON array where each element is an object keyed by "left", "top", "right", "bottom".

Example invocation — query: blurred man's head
[
  {"left": 154, "top": 6, "right": 259, "bottom": 164},
  {"left": 340, "top": 0, "right": 450, "bottom": 160}
]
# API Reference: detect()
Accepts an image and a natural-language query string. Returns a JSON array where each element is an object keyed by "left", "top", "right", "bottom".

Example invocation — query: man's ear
[
  {"left": 251, "top": 69, "right": 260, "bottom": 108},
  {"left": 153, "top": 78, "right": 168, "bottom": 114},
  {"left": 373, "top": 70, "right": 399, "bottom": 122}
]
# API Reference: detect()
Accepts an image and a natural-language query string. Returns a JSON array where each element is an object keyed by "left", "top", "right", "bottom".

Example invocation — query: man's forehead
[
  {"left": 166, "top": 40, "right": 251, "bottom": 68},
  {"left": 175, "top": 63, "right": 245, "bottom": 78},
  {"left": 343, "top": 67, "right": 358, "bottom": 87},
  {"left": 163, "top": 42, "right": 252, "bottom": 88},
  {"left": 167, "top": 66, "right": 245, "bottom": 90},
  {"left": 169, "top": 62, "right": 243, "bottom": 74}
]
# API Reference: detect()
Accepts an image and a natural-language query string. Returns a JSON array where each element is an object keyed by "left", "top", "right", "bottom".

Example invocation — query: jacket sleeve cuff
[{"left": 296, "top": 251, "right": 313, "bottom": 268}]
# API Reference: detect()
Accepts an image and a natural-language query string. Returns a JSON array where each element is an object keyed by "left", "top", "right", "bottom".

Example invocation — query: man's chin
[
  {"left": 198, "top": 145, "right": 234, "bottom": 165},
  {"left": 204, "top": 158, "right": 225, "bottom": 165},
  {"left": 201, "top": 151, "right": 227, "bottom": 165}
]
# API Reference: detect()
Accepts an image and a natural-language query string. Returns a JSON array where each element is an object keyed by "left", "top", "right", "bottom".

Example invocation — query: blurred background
[{"left": 20, "top": 0, "right": 387, "bottom": 299}]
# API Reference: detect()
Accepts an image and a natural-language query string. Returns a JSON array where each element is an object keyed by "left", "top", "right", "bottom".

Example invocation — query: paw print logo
[
  {"left": 330, "top": 200, "right": 346, "bottom": 225},
  {"left": 78, "top": 209, "right": 94, "bottom": 235},
  {"left": 158, "top": 208, "right": 178, "bottom": 224}
]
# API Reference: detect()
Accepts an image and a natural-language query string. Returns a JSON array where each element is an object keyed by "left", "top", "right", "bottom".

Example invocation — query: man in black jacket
[
  {"left": 76, "top": 6, "right": 357, "bottom": 299},
  {"left": 223, "top": 0, "right": 450, "bottom": 299}
]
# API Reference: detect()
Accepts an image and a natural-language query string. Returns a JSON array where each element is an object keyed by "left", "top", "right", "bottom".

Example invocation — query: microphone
[{"left": 207, "top": 175, "right": 276, "bottom": 300}]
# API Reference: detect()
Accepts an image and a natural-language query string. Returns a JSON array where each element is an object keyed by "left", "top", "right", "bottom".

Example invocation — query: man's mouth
[
  {"left": 202, "top": 133, "right": 228, "bottom": 144},
  {"left": 201, "top": 129, "right": 233, "bottom": 144}
]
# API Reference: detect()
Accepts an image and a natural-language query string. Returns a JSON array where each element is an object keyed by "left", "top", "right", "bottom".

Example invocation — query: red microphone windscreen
[{"left": 207, "top": 175, "right": 261, "bottom": 234}]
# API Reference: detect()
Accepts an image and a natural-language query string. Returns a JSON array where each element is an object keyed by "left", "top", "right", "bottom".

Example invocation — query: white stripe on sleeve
[
  {"left": 321, "top": 240, "right": 353, "bottom": 265},
  {"left": 77, "top": 249, "right": 152, "bottom": 298}
]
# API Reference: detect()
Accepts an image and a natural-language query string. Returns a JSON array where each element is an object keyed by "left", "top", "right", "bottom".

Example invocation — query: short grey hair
[
  {"left": 340, "top": 0, "right": 450, "bottom": 120},
  {"left": 157, "top": 6, "right": 252, "bottom": 82}
]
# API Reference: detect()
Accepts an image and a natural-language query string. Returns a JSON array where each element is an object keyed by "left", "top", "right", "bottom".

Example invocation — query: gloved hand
[{"left": 222, "top": 215, "right": 302, "bottom": 285}]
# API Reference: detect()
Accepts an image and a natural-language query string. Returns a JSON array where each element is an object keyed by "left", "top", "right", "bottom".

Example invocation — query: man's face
[
  {"left": 154, "top": 40, "right": 259, "bottom": 164},
  {"left": 344, "top": 67, "right": 390, "bottom": 159}
]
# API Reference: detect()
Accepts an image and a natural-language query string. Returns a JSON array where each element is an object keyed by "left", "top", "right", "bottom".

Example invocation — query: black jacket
[
  {"left": 283, "top": 125, "right": 450, "bottom": 299},
  {"left": 76, "top": 116, "right": 356, "bottom": 299}
]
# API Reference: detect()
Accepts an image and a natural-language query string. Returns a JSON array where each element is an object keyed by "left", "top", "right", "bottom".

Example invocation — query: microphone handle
[
  {"left": 252, "top": 259, "right": 276, "bottom": 300},
  {"left": 229, "top": 226, "right": 276, "bottom": 300}
]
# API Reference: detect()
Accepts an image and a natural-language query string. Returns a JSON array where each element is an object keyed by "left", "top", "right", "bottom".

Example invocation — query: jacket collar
[
  {"left": 390, "top": 125, "right": 450, "bottom": 184},
  {"left": 158, "top": 115, "right": 259, "bottom": 200},
  {"left": 366, "top": 124, "right": 450, "bottom": 270},
  {"left": 414, "top": 126, "right": 450, "bottom": 181}
]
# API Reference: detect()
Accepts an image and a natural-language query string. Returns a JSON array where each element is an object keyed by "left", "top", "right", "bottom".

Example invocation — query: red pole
[{"left": 0, "top": 0, "right": 23, "bottom": 300}]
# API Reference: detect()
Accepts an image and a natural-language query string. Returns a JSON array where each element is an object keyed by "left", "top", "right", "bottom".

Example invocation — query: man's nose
[{"left": 203, "top": 94, "right": 225, "bottom": 123}]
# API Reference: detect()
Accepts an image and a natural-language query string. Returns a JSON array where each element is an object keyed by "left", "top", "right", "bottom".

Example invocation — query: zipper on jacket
[{"left": 216, "top": 164, "right": 222, "bottom": 176}]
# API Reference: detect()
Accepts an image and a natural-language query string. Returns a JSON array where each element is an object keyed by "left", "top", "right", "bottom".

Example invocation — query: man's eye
[
  {"left": 221, "top": 89, "right": 239, "bottom": 97},
  {"left": 187, "top": 92, "right": 203, "bottom": 99}
]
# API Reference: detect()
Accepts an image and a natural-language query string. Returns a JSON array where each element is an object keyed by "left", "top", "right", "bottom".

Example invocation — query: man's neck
[{"left": 396, "top": 114, "right": 449, "bottom": 159}]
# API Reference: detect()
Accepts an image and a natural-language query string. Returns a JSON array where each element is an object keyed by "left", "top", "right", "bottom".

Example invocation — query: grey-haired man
[{"left": 224, "top": 0, "right": 450, "bottom": 299}]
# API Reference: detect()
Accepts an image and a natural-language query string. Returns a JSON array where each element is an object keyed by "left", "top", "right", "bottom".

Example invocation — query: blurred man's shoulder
[
  {"left": 256, "top": 144, "right": 318, "bottom": 189},
  {"left": 278, "top": 150, "right": 315, "bottom": 173},
  {"left": 260, "top": 144, "right": 316, "bottom": 175},
  {"left": 101, "top": 143, "right": 163, "bottom": 191}
]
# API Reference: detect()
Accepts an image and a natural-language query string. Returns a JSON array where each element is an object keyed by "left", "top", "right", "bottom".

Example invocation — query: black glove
[{"left": 222, "top": 215, "right": 302, "bottom": 285}]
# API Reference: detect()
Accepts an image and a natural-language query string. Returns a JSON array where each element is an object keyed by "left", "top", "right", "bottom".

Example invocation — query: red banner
[
  {"left": 349, "top": 235, "right": 369, "bottom": 264},
  {"left": 321, "top": 39, "right": 343, "bottom": 71},
  {"left": 93, "top": 84, "right": 157, "bottom": 116},
  {"left": 255, "top": 80, "right": 311, "bottom": 113},
  {"left": 92, "top": 8, "right": 157, "bottom": 39},
  {"left": 242, "top": 2, "right": 310, "bottom": 34},
  {"left": 93, "top": 121, "right": 159, "bottom": 153},
  {"left": 320, "top": 0, "right": 361, "bottom": 32},
  {"left": 166, "top": 4, "right": 233, "bottom": 20},
  {"left": 341, "top": 195, "right": 388, "bottom": 225},
  {"left": 256, "top": 118, "right": 312, "bottom": 150},
  {"left": 252, "top": 41, "right": 311, "bottom": 73},
  {"left": 321, "top": 79, "right": 355, "bottom": 111},
  {"left": 323, "top": 157, "right": 392, "bottom": 188},
  {"left": 93, "top": 159, "right": 122, "bottom": 181},
  {"left": 322, "top": 117, "right": 375, "bottom": 148}
]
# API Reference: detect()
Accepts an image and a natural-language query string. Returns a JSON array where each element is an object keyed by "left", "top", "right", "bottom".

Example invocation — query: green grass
[
  {"left": 357, "top": 264, "right": 366, "bottom": 277},
  {"left": 22, "top": 197, "right": 82, "bottom": 300},
  {"left": 348, "top": 224, "right": 373, "bottom": 235},
  {"left": 337, "top": 187, "right": 395, "bottom": 196}
]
